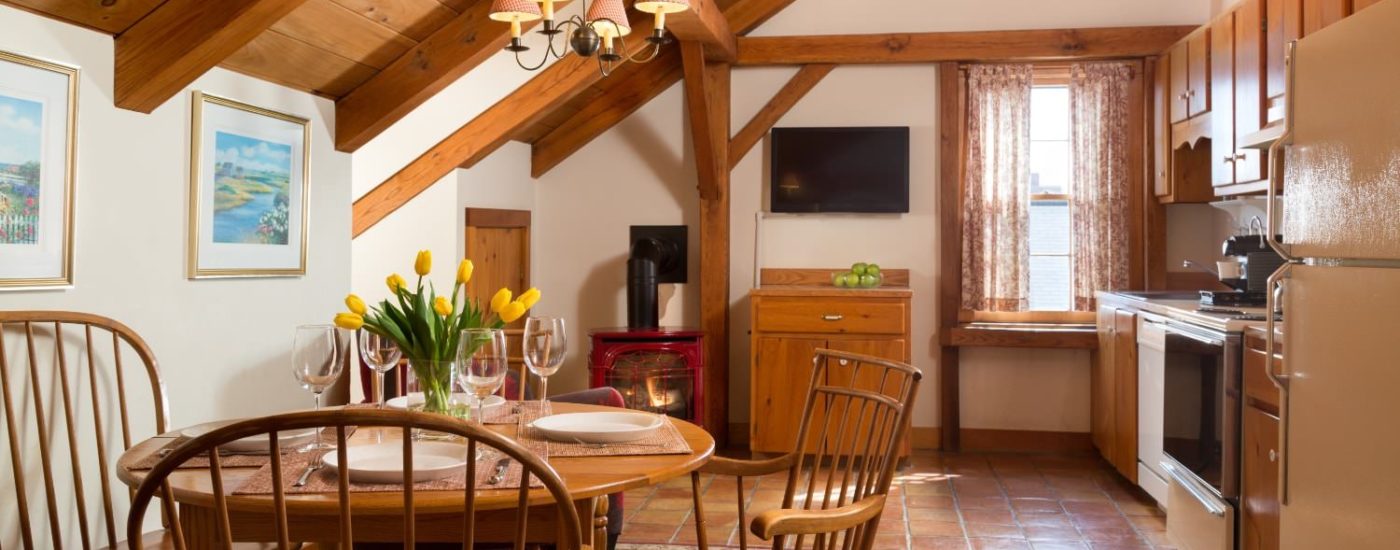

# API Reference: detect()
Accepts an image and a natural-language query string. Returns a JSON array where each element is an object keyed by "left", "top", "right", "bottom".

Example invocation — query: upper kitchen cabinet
[
  {"left": 1354, "top": 0, "right": 1384, "bottom": 11},
  {"left": 1211, "top": 12, "right": 1237, "bottom": 188},
  {"left": 1266, "top": 0, "right": 1353, "bottom": 123},
  {"left": 1158, "top": 29, "right": 1216, "bottom": 204},
  {"left": 1304, "top": 0, "right": 1352, "bottom": 35},
  {"left": 1169, "top": 30, "right": 1211, "bottom": 123}
]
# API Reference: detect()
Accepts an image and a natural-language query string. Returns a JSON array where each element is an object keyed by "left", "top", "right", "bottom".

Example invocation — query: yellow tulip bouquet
[{"left": 334, "top": 250, "right": 540, "bottom": 415}]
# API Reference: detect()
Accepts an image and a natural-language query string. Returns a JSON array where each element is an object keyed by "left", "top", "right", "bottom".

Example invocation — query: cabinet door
[
  {"left": 1112, "top": 309, "right": 1139, "bottom": 482},
  {"left": 1355, "top": 0, "right": 1383, "bottom": 11},
  {"left": 825, "top": 339, "right": 908, "bottom": 454},
  {"left": 1092, "top": 306, "right": 1117, "bottom": 463},
  {"left": 1235, "top": 0, "right": 1268, "bottom": 183},
  {"left": 1303, "top": 0, "right": 1350, "bottom": 35},
  {"left": 752, "top": 336, "right": 825, "bottom": 453},
  {"left": 1242, "top": 405, "right": 1281, "bottom": 550},
  {"left": 1169, "top": 41, "right": 1191, "bottom": 123},
  {"left": 1188, "top": 30, "right": 1212, "bottom": 117},
  {"left": 1211, "top": 12, "right": 1237, "bottom": 187},
  {"left": 1267, "top": 0, "right": 1302, "bottom": 100},
  {"left": 1153, "top": 56, "right": 1172, "bottom": 197}
]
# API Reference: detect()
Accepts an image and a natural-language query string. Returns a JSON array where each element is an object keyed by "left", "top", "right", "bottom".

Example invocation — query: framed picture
[
  {"left": 189, "top": 91, "right": 310, "bottom": 279},
  {"left": 0, "top": 50, "right": 77, "bottom": 290}
]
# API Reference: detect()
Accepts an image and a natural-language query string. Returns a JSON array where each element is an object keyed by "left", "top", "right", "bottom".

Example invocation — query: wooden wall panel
[
  {"left": 224, "top": 31, "right": 379, "bottom": 98},
  {"left": 329, "top": 0, "right": 460, "bottom": 41},
  {"left": 271, "top": 0, "right": 417, "bottom": 69},
  {"left": 0, "top": 0, "right": 166, "bottom": 34}
]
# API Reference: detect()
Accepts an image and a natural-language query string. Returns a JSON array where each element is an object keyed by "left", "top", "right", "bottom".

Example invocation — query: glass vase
[{"left": 405, "top": 358, "right": 460, "bottom": 439}]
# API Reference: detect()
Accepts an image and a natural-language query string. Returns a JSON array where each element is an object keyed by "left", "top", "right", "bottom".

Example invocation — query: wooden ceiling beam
[
  {"left": 666, "top": 0, "right": 737, "bottom": 61},
  {"left": 734, "top": 26, "right": 1198, "bottom": 65},
  {"left": 728, "top": 63, "right": 834, "bottom": 169},
  {"left": 352, "top": 10, "right": 654, "bottom": 237},
  {"left": 114, "top": 0, "right": 310, "bottom": 113},
  {"left": 529, "top": 48, "right": 684, "bottom": 178},
  {"left": 525, "top": 0, "right": 798, "bottom": 178},
  {"left": 334, "top": 0, "right": 571, "bottom": 152}
]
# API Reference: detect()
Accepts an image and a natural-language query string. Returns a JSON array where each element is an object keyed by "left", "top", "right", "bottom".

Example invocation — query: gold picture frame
[
  {"left": 0, "top": 50, "right": 78, "bottom": 290},
  {"left": 188, "top": 91, "right": 311, "bottom": 279}
]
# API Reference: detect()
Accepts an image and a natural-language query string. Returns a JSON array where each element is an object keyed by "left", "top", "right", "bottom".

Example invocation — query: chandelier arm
[{"left": 515, "top": 45, "right": 553, "bottom": 71}]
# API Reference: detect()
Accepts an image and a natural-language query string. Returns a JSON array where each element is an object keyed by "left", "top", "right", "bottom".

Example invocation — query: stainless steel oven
[{"left": 1158, "top": 320, "right": 1241, "bottom": 550}]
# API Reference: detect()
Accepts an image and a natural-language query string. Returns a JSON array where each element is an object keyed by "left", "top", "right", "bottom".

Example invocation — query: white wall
[{"left": 0, "top": 5, "right": 351, "bottom": 546}]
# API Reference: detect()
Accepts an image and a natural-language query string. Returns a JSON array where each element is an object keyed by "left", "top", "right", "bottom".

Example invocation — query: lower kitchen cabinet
[
  {"left": 1242, "top": 405, "right": 1281, "bottom": 550},
  {"left": 1093, "top": 305, "right": 1139, "bottom": 481}
]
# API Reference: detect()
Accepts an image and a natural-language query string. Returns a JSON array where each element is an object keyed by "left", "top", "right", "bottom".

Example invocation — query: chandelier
[{"left": 488, "top": 0, "right": 691, "bottom": 76}]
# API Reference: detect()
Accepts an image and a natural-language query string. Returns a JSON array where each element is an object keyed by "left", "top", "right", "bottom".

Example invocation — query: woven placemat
[
  {"left": 232, "top": 438, "right": 547, "bottom": 495},
  {"left": 480, "top": 400, "right": 548, "bottom": 425},
  {"left": 520, "top": 410, "right": 693, "bottom": 458},
  {"left": 121, "top": 427, "right": 355, "bottom": 471}
]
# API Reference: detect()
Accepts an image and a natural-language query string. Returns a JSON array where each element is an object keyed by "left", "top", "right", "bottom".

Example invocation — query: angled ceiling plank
[
  {"left": 735, "top": 26, "right": 1198, "bottom": 65},
  {"left": 526, "top": 0, "right": 799, "bottom": 178},
  {"left": 334, "top": 0, "right": 572, "bottom": 152},
  {"left": 352, "top": 10, "right": 654, "bottom": 237},
  {"left": 114, "top": 0, "right": 311, "bottom": 113},
  {"left": 529, "top": 48, "right": 683, "bottom": 178},
  {"left": 728, "top": 63, "right": 834, "bottom": 169},
  {"left": 666, "top": 0, "right": 736, "bottom": 61}
]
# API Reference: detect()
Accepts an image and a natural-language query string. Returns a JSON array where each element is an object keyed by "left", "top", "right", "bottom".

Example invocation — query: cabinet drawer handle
[
  {"left": 1224, "top": 155, "right": 1236, "bottom": 163},
  {"left": 821, "top": 314, "right": 844, "bottom": 322},
  {"left": 1177, "top": 93, "right": 1190, "bottom": 100},
  {"left": 1234, "top": 153, "right": 1249, "bottom": 161},
  {"left": 1269, "top": 449, "right": 1277, "bottom": 462}
]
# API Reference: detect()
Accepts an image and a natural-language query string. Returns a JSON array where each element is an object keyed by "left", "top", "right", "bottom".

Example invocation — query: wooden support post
[
  {"left": 683, "top": 41, "right": 732, "bottom": 445},
  {"left": 936, "top": 62, "right": 965, "bottom": 451}
]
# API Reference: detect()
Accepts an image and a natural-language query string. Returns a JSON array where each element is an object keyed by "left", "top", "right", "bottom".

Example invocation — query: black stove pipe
[{"left": 628, "top": 238, "right": 664, "bottom": 329}]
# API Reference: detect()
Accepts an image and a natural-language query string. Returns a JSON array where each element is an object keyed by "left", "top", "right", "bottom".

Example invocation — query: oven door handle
[{"left": 1161, "top": 460, "right": 1227, "bottom": 517}]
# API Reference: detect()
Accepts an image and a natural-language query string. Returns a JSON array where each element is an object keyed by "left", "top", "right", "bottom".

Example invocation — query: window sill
[{"left": 947, "top": 322, "right": 1099, "bottom": 350}]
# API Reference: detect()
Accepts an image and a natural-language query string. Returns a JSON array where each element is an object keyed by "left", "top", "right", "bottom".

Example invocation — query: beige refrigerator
[{"left": 1265, "top": 0, "right": 1400, "bottom": 547}]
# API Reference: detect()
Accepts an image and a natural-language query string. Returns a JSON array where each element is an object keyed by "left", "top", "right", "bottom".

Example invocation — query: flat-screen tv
[{"left": 769, "top": 126, "right": 909, "bottom": 213}]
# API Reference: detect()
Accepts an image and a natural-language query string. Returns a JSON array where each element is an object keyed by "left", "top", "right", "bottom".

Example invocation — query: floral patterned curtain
[
  {"left": 962, "top": 64, "right": 1034, "bottom": 312},
  {"left": 1068, "top": 62, "right": 1134, "bottom": 311}
]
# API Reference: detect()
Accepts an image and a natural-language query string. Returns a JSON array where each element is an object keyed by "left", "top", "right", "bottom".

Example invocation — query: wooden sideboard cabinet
[
  {"left": 748, "top": 276, "right": 913, "bottom": 457},
  {"left": 1241, "top": 327, "right": 1283, "bottom": 550}
]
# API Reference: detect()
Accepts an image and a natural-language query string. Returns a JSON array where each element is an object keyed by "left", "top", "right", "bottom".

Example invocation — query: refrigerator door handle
[
  {"left": 1265, "top": 40, "right": 1298, "bottom": 263},
  {"left": 1266, "top": 261, "right": 1294, "bottom": 506}
]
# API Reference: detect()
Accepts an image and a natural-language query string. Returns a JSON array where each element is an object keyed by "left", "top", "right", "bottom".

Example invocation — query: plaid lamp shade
[
  {"left": 488, "top": 0, "right": 542, "bottom": 21},
  {"left": 586, "top": 0, "right": 632, "bottom": 35},
  {"left": 634, "top": 0, "right": 691, "bottom": 14}
]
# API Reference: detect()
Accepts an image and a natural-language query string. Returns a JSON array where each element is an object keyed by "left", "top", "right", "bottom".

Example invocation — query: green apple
[
  {"left": 837, "top": 273, "right": 854, "bottom": 288},
  {"left": 831, "top": 271, "right": 842, "bottom": 286},
  {"left": 859, "top": 274, "right": 879, "bottom": 288},
  {"left": 851, "top": 262, "right": 869, "bottom": 276},
  {"left": 866, "top": 264, "right": 881, "bottom": 276}
]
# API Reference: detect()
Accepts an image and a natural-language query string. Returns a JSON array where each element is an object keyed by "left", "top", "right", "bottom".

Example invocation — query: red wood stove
[{"left": 588, "top": 327, "right": 705, "bottom": 425}]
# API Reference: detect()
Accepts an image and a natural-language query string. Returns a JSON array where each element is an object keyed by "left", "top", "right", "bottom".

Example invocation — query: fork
[{"left": 293, "top": 455, "right": 324, "bottom": 487}]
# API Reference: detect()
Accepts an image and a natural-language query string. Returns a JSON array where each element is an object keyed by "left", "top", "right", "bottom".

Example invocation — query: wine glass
[
  {"left": 292, "top": 325, "right": 345, "bottom": 451},
  {"left": 523, "top": 317, "right": 567, "bottom": 407},
  {"left": 359, "top": 330, "right": 401, "bottom": 409},
  {"left": 458, "top": 328, "right": 508, "bottom": 421}
]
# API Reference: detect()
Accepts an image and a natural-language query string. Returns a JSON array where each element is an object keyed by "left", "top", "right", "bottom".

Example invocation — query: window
[{"left": 1028, "top": 86, "right": 1072, "bottom": 311}]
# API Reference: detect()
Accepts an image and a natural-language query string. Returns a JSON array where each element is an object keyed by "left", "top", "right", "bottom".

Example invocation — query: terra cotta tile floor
[{"left": 615, "top": 450, "right": 1173, "bottom": 550}]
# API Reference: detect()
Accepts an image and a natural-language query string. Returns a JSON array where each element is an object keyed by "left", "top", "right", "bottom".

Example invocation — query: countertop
[
  {"left": 1097, "top": 291, "right": 1273, "bottom": 333},
  {"left": 750, "top": 285, "right": 914, "bottom": 298}
]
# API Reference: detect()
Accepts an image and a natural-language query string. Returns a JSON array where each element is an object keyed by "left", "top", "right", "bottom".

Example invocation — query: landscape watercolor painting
[
  {"left": 0, "top": 93, "right": 43, "bottom": 245},
  {"left": 211, "top": 131, "right": 292, "bottom": 245}
]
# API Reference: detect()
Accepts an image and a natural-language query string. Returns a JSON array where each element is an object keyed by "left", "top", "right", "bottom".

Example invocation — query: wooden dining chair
[
  {"left": 127, "top": 408, "right": 589, "bottom": 550},
  {"left": 690, "top": 349, "right": 921, "bottom": 550},
  {"left": 0, "top": 310, "right": 176, "bottom": 550}
]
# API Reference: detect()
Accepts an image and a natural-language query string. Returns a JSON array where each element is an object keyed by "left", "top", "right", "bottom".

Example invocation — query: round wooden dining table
[{"left": 116, "top": 402, "right": 715, "bottom": 548}]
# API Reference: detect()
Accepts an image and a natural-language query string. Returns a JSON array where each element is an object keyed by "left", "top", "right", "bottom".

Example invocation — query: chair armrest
[
  {"left": 699, "top": 454, "right": 796, "bottom": 477},
  {"left": 750, "top": 495, "right": 887, "bottom": 541}
]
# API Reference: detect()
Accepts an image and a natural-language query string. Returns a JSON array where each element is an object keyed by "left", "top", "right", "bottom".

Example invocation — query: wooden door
[
  {"left": 1112, "top": 309, "right": 1139, "bottom": 481},
  {"left": 1092, "top": 306, "right": 1118, "bottom": 463},
  {"left": 1303, "top": 0, "right": 1351, "bottom": 35},
  {"left": 1267, "top": 0, "right": 1303, "bottom": 100},
  {"left": 1211, "top": 12, "right": 1237, "bottom": 187},
  {"left": 464, "top": 208, "right": 531, "bottom": 327},
  {"left": 1242, "top": 405, "right": 1281, "bottom": 550},
  {"left": 1235, "top": 0, "right": 1268, "bottom": 183},
  {"left": 825, "top": 338, "right": 908, "bottom": 455},
  {"left": 751, "top": 336, "right": 825, "bottom": 453},
  {"left": 1188, "top": 30, "right": 1212, "bottom": 117},
  {"left": 1169, "top": 41, "right": 1191, "bottom": 123},
  {"left": 1153, "top": 56, "right": 1172, "bottom": 197}
]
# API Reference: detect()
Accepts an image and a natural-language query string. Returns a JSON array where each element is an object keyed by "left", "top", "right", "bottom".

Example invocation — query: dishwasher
[{"left": 1136, "top": 314, "right": 1169, "bottom": 506}]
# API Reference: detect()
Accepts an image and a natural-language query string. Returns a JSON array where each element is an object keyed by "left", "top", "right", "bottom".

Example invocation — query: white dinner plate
[
  {"left": 530, "top": 412, "right": 664, "bottom": 444},
  {"left": 322, "top": 442, "right": 468, "bottom": 484},
  {"left": 179, "top": 424, "right": 318, "bottom": 454},
  {"left": 384, "top": 393, "right": 506, "bottom": 412}
]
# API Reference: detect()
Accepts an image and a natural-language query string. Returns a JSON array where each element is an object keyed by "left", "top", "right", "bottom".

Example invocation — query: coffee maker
[{"left": 1199, "top": 234, "right": 1284, "bottom": 307}]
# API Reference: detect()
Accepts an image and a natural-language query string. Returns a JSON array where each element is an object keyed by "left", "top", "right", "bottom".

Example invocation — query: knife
[{"left": 487, "top": 457, "right": 511, "bottom": 485}]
